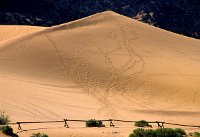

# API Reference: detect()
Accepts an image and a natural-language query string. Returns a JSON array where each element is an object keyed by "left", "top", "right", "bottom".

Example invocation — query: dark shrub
[
  {"left": 156, "top": 128, "right": 177, "bottom": 137},
  {"left": 192, "top": 132, "right": 200, "bottom": 137},
  {"left": 0, "top": 112, "right": 9, "bottom": 125},
  {"left": 0, "top": 125, "right": 18, "bottom": 137},
  {"left": 155, "top": 128, "right": 185, "bottom": 137},
  {"left": 129, "top": 133, "right": 135, "bottom": 137},
  {"left": 132, "top": 128, "right": 145, "bottom": 137},
  {"left": 144, "top": 129, "right": 157, "bottom": 137},
  {"left": 129, "top": 128, "right": 186, "bottom": 137},
  {"left": 174, "top": 128, "right": 186, "bottom": 136},
  {"left": 86, "top": 119, "right": 105, "bottom": 127},
  {"left": 129, "top": 128, "right": 156, "bottom": 137},
  {"left": 31, "top": 132, "right": 48, "bottom": 137},
  {"left": 134, "top": 120, "right": 152, "bottom": 128}
]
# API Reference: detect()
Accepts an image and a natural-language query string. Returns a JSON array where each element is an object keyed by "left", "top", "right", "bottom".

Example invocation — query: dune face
[
  {"left": 0, "top": 25, "right": 45, "bottom": 43},
  {"left": 0, "top": 11, "right": 200, "bottom": 136}
]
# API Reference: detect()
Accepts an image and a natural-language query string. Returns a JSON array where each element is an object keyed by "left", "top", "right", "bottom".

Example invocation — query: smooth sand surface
[
  {"left": 0, "top": 25, "right": 45, "bottom": 43},
  {"left": 0, "top": 11, "right": 200, "bottom": 136}
]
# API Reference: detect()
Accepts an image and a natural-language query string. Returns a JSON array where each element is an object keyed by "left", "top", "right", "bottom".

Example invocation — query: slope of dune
[
  {"left": 0, "top": 11, "right": 200, "bottom": 136},
  {"left": 0, "top": 25, "right": 45, "bottom": 43}
]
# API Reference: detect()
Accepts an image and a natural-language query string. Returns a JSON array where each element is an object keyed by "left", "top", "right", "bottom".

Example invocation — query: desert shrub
[
  {"left": 129, "top": 128, "right": 186, "bottom": 137},
  {"left": 0, "top": 125, "right": 18, "bottom": 137},
  {"left": 129, "top": 128, "right": 144, "bottom": 137},
  {"left": 31, "top": 132, "right": 48, "bottom": 137},
  {"left": 144, "top": 129, "right": 157, "bottom": 137},
  {"left": 0, "top": 112, "right": 9, "bottom": 125},
  {"left": 194, "top": 132, "right": 200, "bottom": 137},
  {"left": 129, "top": 128, "right": 156, "bottom": 137},
  {"left": 134, "top": 120, "right": 152, "bottom": 127},
  {"left": 174, "top": 128, "right": 186, "bottom": 136},
  {"left": 156, "top": 128, "right": 186, "bottom": 137},
  {"left": 190, "top": 132, "right": 200, "bottom": 137},
  {"left": 86, "top": 119, "right": 105, "bottom": 127}
]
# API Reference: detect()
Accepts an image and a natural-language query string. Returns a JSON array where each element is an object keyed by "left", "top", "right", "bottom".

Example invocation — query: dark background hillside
[{"left": 0, "top": 0, "right": 199, "bottom": 39}]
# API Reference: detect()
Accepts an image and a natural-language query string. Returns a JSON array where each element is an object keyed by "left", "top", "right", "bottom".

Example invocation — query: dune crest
[{"left": 0, "top": 11, "right": 200, "bottom": 130}]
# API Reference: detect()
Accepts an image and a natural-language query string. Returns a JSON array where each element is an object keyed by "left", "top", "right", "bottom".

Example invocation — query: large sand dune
[
  {"left": 0, "top": 25, "right": 45, "bottom": 43},
  {"left": 0, "top": 11, "right": 200, "bottom": 136}
]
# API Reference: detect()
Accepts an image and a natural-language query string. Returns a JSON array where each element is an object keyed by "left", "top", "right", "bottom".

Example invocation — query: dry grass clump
[{"left": 0, "top": 111, "right": 9, "bottom": 125}]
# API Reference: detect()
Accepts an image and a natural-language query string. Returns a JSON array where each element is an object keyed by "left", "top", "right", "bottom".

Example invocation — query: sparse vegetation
[
  {"left": 156, "top": 128, "right": 186, "bottom": 137},
  {"left": 0, "top": 111, "right": 9, "bottom": 125},
  {"left": 193, "top": 132, "right": 200, "bottom": 137},
  {"left": 188, "top": 132, "right": 200, "bottom": 137},
  {"left": 86, "top": 119, "right": 105, "bottom": 127},
  {"left": 174, "top": 128, "right": 186, "bottom": 136},
  {"left": 0, "top": 125, "right": 18, "bottom": 137},
  {"left": 134, "top": 120, "right": 152, "bottom": 128},
  {"left": 31, "top": 132, "right": 49, "bottom": 137},
  {"left": 129, "top": 128, "right": 186, "bottom": 137},
  {"left": 129, "top": 128, "right": 155, "bottom": 137}
]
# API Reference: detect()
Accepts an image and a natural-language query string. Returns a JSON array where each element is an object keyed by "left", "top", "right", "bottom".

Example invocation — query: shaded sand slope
[
  {"left": 0, "top": 11, "right": 200, "bottom": 133},
  {"left": 0, "top": 25, "right": 45, "bottom": 43}
]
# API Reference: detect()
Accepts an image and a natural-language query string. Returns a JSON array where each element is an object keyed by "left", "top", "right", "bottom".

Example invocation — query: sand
[
  {"left": 0, "top": 25, "right": 45, "bottom": 43},
  {"left": 0, "top": 132, "right": 8, "bottom": 137},
  {"left": 0, "top": 11, "right": 200, "bottom": 136}
]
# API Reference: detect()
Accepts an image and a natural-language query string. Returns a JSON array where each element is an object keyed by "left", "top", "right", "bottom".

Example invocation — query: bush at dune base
[
  {"left": 134, "top": 120, "right": 152, "bottom": 128},
  {"left": 129, "top": 128, "right": 186, "bottom": 137},
  {"left": 86, "top": 119, "right": 105, "bottom": 127},
  {"left": 0, "top": 125, "right": 18, "bottom": 137},
  {"left": 0, "top": 112, "right": 9, "bottom": 125},
  {"left": 31, "top": 132, "right": 49, "bottom": 137},
  {"left": 189, "top": 132, "right": 200, "bottom": 137}
]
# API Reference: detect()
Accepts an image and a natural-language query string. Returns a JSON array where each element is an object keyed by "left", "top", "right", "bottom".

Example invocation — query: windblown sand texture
[
  {"left": 0, "top": 11, "right": 200, "bottom": 136},
  {"left": 0, "top": 25, "right": 45, "bottom": 42}
]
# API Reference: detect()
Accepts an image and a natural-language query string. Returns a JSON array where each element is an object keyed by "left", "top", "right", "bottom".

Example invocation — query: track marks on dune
[
  {"left": 43, "top": 29, "right": 116, "bottom": 117},
  {"left": 101, "top": 14, "right": 147, "bottom": 111},
  {"left": 44, "top": 31, "right": 72, "bottom": 88},
  {"left": 88, "top": 13, "right": 146, "bottom": 117},
  {"left": 0, "top": 91, "right": 62, "bottom": 120},
  {"left": 0, "top": 93, "right": 44, "bottom": 118},
  {"left": 104, "top": 13, "right": 145, "bottom": 92},
  {"left": 42, "top": 13, "right": 147, "bottom": 118},
  {"left": 36, "top": 14, "right": 200, "bottom": 117}
]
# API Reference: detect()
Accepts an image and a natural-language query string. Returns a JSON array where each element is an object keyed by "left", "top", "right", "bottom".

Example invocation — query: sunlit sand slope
[
  {"left": 0, "top": 11, "right": 200, "bottom": 132},
  {"left": 0, "top": 25, "right": 45, "bottom": 43}
]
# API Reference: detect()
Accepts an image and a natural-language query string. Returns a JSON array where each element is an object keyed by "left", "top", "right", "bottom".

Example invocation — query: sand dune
[
  {"left": 0, "top": 25, "right": 45, "bottom": 43},
  {"left": 0, "top": 11, "right": 200, "bottom": 136}
]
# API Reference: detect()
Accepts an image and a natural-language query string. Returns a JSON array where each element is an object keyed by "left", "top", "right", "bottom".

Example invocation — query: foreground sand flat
[{"left": 0, "top": 11, "right": 200, "bottom": 136}]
